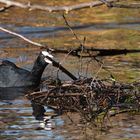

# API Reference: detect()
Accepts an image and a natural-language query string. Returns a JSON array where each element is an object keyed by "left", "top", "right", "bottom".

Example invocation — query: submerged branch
[{"left": 50, "top": 47, "right": 140, "bottom": 57}]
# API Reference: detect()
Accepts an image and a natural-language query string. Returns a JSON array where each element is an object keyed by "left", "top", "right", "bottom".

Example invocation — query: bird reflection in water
[{"left": 0, "top": 87, "right": 58, "bottom": 130}]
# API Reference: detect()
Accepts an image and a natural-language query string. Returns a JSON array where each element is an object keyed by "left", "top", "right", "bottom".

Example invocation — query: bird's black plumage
[{"left": 0, "top": 51, "right": 52, "bottom": 88}]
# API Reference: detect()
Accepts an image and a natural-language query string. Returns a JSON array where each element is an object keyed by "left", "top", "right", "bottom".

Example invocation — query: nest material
[{"left": 26, "top": 78, "right": 140, "bottom": 122}]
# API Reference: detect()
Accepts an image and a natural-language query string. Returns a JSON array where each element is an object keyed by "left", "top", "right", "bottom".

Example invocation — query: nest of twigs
[{"left": 26, "top": 78, "right": 140, "bottom": 123}]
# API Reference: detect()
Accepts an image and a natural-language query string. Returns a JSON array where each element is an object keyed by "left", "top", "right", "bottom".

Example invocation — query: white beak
[
  {"left": 42, "top": 51, "right": 53, "bottom": 58},
  {"left": 42, "top": 51, "right": 53, "bottom": 64},
  {"left": 44, "top": 58, "right": 52, "bottom": 64}
]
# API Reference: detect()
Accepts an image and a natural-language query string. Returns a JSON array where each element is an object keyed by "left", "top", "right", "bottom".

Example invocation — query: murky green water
[{"left": 0, "top": 0, "right": 140, "bottom": 139}]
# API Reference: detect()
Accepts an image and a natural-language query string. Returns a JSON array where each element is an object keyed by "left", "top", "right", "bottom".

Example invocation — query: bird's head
[{"left": 41, "top": 51, "right": 53, "bottom": 64}]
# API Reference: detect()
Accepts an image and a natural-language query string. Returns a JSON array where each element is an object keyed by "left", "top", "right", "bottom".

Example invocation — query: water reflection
[
  {"left": 0, "top": 87, "right": 32, "bottom": 100},
  {"left": 0, "top": 82, "right": 140, "bottom": 139},
  {"left": 0, "top": 87, "right": 62, "bottom": 139}
]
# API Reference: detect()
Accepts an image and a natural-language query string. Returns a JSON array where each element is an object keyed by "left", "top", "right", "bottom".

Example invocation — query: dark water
[{"left": 0, "top": 0, "right": 140, "bottom": 139}]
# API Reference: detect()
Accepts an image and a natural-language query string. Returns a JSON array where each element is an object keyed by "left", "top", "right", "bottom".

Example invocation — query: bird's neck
[{"left": 31, "top": 55, "right": 47, "bottom": 82}]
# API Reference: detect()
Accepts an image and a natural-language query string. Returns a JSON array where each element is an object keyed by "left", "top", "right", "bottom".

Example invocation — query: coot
[{"left": 0, "top": 51, "right": 53, "bottom": 88}]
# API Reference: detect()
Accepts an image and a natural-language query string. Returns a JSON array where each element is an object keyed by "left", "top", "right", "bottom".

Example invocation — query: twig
[
  {"left": 63, "top": 14, "right": 87, "bottom": 78},
  {"left": 45, "top": 55, "right": 78, "bottom": 81},
  {"left": 0, "top": 0, "right": 121, "bottom": 12},
  {"left": 90, "top": 63, "right": 103, "bottom": 86},
  {"left": 0, "top": 26, "right": 44, "bottom": 47},
  {"left": 63, "top": 14, "right": 82, "bottom": 46}
]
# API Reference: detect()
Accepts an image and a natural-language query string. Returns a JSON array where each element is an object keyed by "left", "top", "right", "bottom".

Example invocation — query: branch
[
  {"left": 45, "top": 55, "right": 78, "bottom": 81},
  {"left": 50, "top": 47, "right": 140, "bottom": 57},
  {"left": 0, "top": 26, "right": 44, "bottom": 47},
  {"left": 0, "top": 0, "right": 120, "bottom": 12},
  {"left": 63, "top": 14, "right": 83, "bottom": 46}
]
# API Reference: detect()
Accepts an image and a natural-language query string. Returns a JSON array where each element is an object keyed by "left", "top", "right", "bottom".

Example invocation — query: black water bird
[{"left": 0, "top": 51, "right": 53, "bottom": 88}]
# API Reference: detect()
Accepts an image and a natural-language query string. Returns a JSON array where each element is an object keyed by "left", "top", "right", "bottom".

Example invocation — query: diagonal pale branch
[
  {"left": 0, "top": 0, "right": 121, "bottom": 12},
  {"left": 0, "top": 26, "right": 44, "bottom": 47},
  {"left": 0, "top": 26, "right": 77, "bottom": 80}
]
